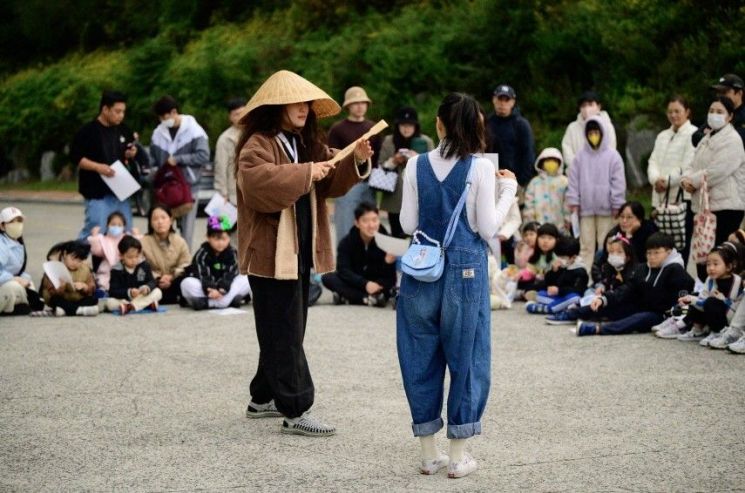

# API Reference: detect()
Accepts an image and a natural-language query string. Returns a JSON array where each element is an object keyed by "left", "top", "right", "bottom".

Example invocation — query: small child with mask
[
  {"left": 88, "top": 211, "right": 141, "bottom": 294},
  {"left": 566, "top": 116, "right": 626, "bottom": 266},
  {"left": 526, "top": 236, "right": 589, "bottom": 314},
  {"left": 523, "top": 148, "right": 571, "bottom": 232}
]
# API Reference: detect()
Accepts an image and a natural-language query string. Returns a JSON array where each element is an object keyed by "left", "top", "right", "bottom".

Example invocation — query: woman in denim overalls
[{"left": 397, "top": 93, "right": 517, "bottom": 478}]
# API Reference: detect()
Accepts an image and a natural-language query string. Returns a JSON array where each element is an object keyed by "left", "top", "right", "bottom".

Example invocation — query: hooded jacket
[
  {"left": 543, "top": 257, "right": 589, "bottom": 296},
  {"left": 523, "top": 147, "right": 570, "bottom": 229},
  {"left": 604, "top": 249, "right": 694, "bottom": 313},
  {"left": 562, "top": 110, "right": 617, "bottom": 169},
  {"left": 691, "top": 274, "right": 743, "bottom": 318},
  {"left": 0, "top": 234, "right": 31, "bottom": 286},
  {"left": 150, "top": 115, "right": 210, "bottom": 185},
  {"left": 683, "top": 123, "right": 745, "bottom": 213},
  {"left": 485, "top": 107, "right": 536, "bottom": 186},
  {"left": 647, "top": 120, "right": 697, "bottom": 207},
  {"left": 565, "top": 116, "right": 626, "bottom": 217}
]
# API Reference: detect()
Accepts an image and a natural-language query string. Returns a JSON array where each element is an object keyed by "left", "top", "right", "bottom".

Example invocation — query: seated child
[
  {"left": 321, "top": 202, "right": 397, "bottom": 307},
  {"left": 180, "top": 215, "right": 250, "bottom": 310},
  {"left": 547, "top": 233, "right": 637, "bottom": 324},
  {"left": 88, "top": 211, "right": 140, "bottom": 293},
  {"left": 526, "top": 236, "right": 588, "bottom": 314},
  {"left": 518, "top": 222, "right": 560, "bottom": 299},
  {"left": 521, "top": 222, "right": 540, "bottom": 251},
  {"left": 0, "top": 206, "right": 44, "bottom": 315},
  {"left": 106, "top": 235, "right": 163, "bottom": 315},
  {"left": 41, "top": 240, "right": 99, "bottom": 317},
  {"left": 655, "top": 243, "right": 743, "bottom": 343},
  {"left": 576, "top": 232, "right": 694, "bottom": 336}
]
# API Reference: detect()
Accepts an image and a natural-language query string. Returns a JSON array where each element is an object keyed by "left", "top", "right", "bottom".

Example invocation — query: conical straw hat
[{"left": 238, "top": 70, "right": 341, "bottom": 120}]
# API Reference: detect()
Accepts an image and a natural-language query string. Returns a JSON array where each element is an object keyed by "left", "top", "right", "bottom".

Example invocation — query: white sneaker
[
  {"left": 54, "top": 307, "right": 66, "bottom": 317},
  {"left": 677, "top": 327, "right": 708, "bottom": 342},
  {"left": 652, "top": 317, "right": 680, "bottom": 333},
  {"left": 281, "top": 412, "right": 336, "bottom": 436},
  {"left": 448, "top": 453, "right": 478, "bottom": 479},
  {"left": 245, "top": 400, "right": 282, "bottom": 418},
  {"left": 420, "top": 454, "right": 449, "bottom": 475},
  {"left": 727, "top": 335, "right": 745, "bottom": 354},
  {"left": 709, "top": 327, "right": 743, "bottom": 350},
  {"left": 699, "top": 331, "right": 720, "bottom": 347},
  {"left": 656, "top": 321, "right": 686, "bottom": 339},
  {"left": 76, "top": 305, "right": 99, "bottom": 316}
]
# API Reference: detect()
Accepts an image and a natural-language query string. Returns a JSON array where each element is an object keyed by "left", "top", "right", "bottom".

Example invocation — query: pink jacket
[{"left": 88, "top": 233, "right": 142, "bottom": 291}]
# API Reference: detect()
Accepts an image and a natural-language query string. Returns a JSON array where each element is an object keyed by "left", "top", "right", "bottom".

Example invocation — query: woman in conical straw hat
[{"left": 234, "top": 70, "right": 373, "bottom": 436}]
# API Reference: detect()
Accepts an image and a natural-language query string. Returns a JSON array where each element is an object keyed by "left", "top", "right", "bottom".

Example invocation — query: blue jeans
[
  {"left": 333, "top": 181, "right": 375, "bottom": 244},
  {"left": 79, "top": 194, "right": 133, "bottom": 240},
  {"left": 600, "top": 311, "right": 663, "bottom": 335},
  {"left": 397, "top": 248, "right": 491, "bottom": 439}
]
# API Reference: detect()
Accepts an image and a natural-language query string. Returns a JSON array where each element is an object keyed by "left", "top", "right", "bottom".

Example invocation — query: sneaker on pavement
[
  {"left": 281, "top": 412, "right": 336, "bottom": 436},
  {"left": 332, "top": 292, "right": 346, "bottom": 305},
  {"left": 652, "top": 317, "right": 680, "bottom": 333},
  {"left": 677, "top": 327, "right": 708, "bottom": 342},
  {"left": 447, "top": 453, "right": 478, "bottom": 479},
  {"left": 709, "top": 326, "right": 743, "bottom": 350},
  {"left": 576, "top": 321, "right": 598, "bottom": 337},
  {"left": 245, "top": 400, "right": 282, "bottom": 418},
  {"left": 546, "top": 310, "right": 578, "bottom": 325},
  {"left": 727, "top": 335, "right": 745, "bottom": 354},
  {"left": 699, "top": 331, "right": 721, "bottom": 347},
  {"left": 655, "top": 322, "right": 687, "bottom": 339},
  {"left": 119, "top": 303, "right": 134, "bottom": 316},
  {"left": 420, "top": 454, "right": 449, "bottom": 475},
  {"left": 526, "top": 302, "right": 549, "bottom": 314}
]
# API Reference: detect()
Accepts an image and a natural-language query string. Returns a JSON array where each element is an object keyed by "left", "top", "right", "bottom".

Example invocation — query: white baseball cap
[{"left": 0, "top": 207, "right": 24, "bottom": 223}]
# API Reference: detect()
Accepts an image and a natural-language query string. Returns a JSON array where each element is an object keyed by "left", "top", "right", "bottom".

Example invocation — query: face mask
[
  {"left": 588, "top": 133, "right": 601, "bottom": 147},
  {"left": 607, "top": 254, "right": 626, "bottom": 269},
  {"left": 707, "top": 113, "right": 727, "bottom": 131},
  {"left": 4, "top": 222, "right": 23, "bottom": 240},
  {"left": 542, "top": 159, "right": 560, "bottom": 175},
  {"left": 163, "top": 118, "right": 176, "bottom": 129},
  {"left": 108, "top": 225, "right": 124, "bottom": 237}
]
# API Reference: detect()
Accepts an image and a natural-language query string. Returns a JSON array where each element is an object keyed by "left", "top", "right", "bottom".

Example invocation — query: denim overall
[{"left": 397, "top": 153, "right": 491, "bottom": 439}]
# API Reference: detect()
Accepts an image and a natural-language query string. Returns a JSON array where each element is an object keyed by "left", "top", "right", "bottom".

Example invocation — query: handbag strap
[
  {"left": 442, "top": 156, "right": 475, "bottom": 250},
  {"left": 663, "top": 176, "right": 671, "bottom": 207}
]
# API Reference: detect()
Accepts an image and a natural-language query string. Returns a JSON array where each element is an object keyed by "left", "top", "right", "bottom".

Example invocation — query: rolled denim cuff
[
  {"left": 411, "top": 417, "right": 443, "bottom": 437},
  {"left": 447, "top": 421, "right": 482, "bottom": 439}
]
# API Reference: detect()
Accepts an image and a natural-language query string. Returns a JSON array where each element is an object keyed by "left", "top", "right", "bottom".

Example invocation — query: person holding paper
[
  {"left": 71, "top": 90, "right": 136, "bottom": 240},
  {"left": 0, "top": 207, "right": 44, "bottom": 315},
  {"left": 150, "top": 95, "right": 210, "bottom": 250},
  {"left": 41, "top": 241, "right": 99, "bottom": 317},
  {"left": 234, "top": 70, "right": 373, "bottom": 437}
]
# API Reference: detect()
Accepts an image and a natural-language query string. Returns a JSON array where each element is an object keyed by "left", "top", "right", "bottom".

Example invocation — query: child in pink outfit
[{"left": 87, "top": 211, "right": 141, "bottom": 292}]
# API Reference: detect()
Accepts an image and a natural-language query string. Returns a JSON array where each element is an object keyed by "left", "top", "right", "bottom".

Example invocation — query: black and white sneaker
[
  {"left": 245, "top": 400, "right": 282, "bottom": 418},
  {"left": 281, "top": 412, "right": 336, "bottom": 437}
]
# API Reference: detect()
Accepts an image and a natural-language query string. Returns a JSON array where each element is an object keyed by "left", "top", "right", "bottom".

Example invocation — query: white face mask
[
  {"left": 163, "top": 118, "right": 176, "bottom": 129},
  {"left": 4, "top": 222, "right": 23, "bottom": 240},
  {"left": 607, "top": 254, "right": 626, "bottom": 269},
  {"left": 707, "top": 113, "right": 727, "bottom": 131}
]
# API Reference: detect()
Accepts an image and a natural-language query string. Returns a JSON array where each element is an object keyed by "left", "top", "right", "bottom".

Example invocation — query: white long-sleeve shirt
[{"left": 400, "top": 147, "right": 518, "bottom": 244}]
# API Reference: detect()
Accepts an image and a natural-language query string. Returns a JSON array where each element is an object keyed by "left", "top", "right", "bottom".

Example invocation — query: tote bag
[
  {"left": 690, "top": 175, "right": 717, "bottom": 264},
  {"left": 368, "top": 167, "right": 398, "bottom": 193},
  {"left": 654, "top": 177, "right": 687, "bottom": 251}
]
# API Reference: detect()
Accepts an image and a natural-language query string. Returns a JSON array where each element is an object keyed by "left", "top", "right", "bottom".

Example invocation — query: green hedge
[{"left": 1, "top": 0, "right": 743, "bottom": 177}]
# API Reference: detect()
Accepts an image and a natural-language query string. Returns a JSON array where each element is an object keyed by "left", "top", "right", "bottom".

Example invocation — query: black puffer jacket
[{"left": 336, "top": 226, "right": 397, "bottom": 290}]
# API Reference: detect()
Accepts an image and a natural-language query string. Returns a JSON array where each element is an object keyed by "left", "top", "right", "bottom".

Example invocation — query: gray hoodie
[{"left": 150, "top": 114, "right": 210, "bottom": 185}]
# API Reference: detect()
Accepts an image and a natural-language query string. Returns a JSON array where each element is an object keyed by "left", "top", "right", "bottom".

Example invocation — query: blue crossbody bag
[{"left": 400, "top": 157, "right": 475, "bottom": 282}]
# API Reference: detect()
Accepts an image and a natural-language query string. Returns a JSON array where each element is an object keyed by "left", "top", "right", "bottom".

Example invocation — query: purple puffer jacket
[{"left": 565, "top": 115, "right": 626, "bottom": 216}]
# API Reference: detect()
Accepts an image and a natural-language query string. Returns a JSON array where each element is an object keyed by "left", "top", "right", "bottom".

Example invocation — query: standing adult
[
  {"left": 213, "top": 98, "right": 247, "bottom": 208},
  {"left": 71, "top": 90, "right": 137, "bottom": 239},
  {"left": 235, "top": 70, "right": 373, "bottom": 436},
  {"left": 378, "top": 107, "right": 435, "bottom": 238},
  {"left": 646, "top": 96, "right": 697, "bottom": 261},
  {"left": 485, "top": 84, "right": 536, "bottom": 188},
  {"left": 398, "top": 92, "right": 517, "bottom": 478},
  {"left": 682, "top": 97, "right": 745, "bottom": 279},
  {"left": 327, "top": 86, "right": 381, "bottom": 244},
  {"left": 149, "top": 96, "right": 210, "bottom": 250},
  {"left": 561, "top": 91, "right": 618, "bottom": 170}
]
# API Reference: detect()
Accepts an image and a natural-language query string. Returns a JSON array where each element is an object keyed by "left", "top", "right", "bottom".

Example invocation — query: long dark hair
[
  {"left": 437, "top": 93, "right": 486, "bottom": 160},
  {"left": 146, "top": 204, "right": 175, "bottom": 236},
  {"left": 234, "top": 104, "right": 324, "bottom": 175}
]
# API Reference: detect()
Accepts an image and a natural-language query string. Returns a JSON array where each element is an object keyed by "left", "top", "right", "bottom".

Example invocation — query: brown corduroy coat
[{"left": 236, "top": 132, "right": 370, "bottom": 279}]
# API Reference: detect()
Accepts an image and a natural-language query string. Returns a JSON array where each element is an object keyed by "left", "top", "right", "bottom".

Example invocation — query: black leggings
[
  {"left": 50, "top": 295, "right": 97, "bottom": 316},
  {"left": 387, "top": 212, "right": 406, "bottom": 239},
  {"left": 684, "top": 297, "right": 729, "bottom": 333}
]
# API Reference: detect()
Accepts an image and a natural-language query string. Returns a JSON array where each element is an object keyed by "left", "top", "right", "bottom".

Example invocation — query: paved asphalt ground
[{"left": 2, "top": 202, "right": 745, "bottom": 492}]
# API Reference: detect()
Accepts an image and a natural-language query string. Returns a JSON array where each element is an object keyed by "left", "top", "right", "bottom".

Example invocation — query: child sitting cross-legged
[
  {"left": 546, "top": 232, "right": 637, "bottom": 325},
  {"left": 41, "top": 240, "right": 99, "bottom": 317},
  {"left": 576, "top": 232, "right": 694, "bottom": 336},
  {"left": 105, "top": 235, "right": 162, "bottom": 315},
  {"left": 525, "top": 236, "right": 588, "bottom": 314},
  {"left": 655, "top": 242, "right": 743, "bottom": 344},
  {"left": 180, "top": 215, "right": 251, "bottom": 310}
]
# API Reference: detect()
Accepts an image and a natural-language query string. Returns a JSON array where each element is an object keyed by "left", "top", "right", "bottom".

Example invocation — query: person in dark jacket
[
  {"left": 485, "top": 84, "right": 536, "bottom": 187},
  {"left": 606, "top": 201, "right": 658, "bottom": 263},
  {"left": 576, "top": 232, "right": 694, "bottom": 336},
  {"left": 693, "top": 74, "right": 745, "bottom": 146},
  {"left": 321, "top": 202, "right": 397, "bottom": 307},
  {"left": 526, "top": 236, "right": 589, "bottom": 314},
  {"left": 180, "top": 215, "right": 251, "bottom": 310},
  {"left": 107, "top": 235, "right": 162, "bottom": 315}
]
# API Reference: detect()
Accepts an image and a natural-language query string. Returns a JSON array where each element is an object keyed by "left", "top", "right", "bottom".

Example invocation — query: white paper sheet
[
  {"left": 571, "top": 211, "right": 581, "bottom": 239},
  {"left": 374, "top": 232, "right": 410, "bottom": 257},
  {"left": 211, "top": 307, "right": 248, "bottom": 316},
  {"left": 101, "top": 160, "right": 142, "bottom": 201},
  {"left": 43, "top": 261, "right": 73, "bottom": 290},
  {"left": 204, "top": 193, "right": 238, "bottom": 227}
]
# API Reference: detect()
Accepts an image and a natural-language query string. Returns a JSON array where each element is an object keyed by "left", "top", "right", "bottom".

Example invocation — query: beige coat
[
  {"left": 141, "top": 233, "right": 192, "bottom": 279},
  {"left": 236, "top": 132, "right": 370, "bottom": 279},
  {"left": 213, "top": 126, "right": 241, "bottom": 205}
]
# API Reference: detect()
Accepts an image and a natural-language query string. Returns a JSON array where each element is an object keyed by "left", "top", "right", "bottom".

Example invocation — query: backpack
[{"left": 153, "top": 164, "right": 194, "bottom": 218}]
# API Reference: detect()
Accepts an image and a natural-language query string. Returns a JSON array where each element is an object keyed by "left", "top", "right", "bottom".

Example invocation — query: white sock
[
  {"left": 449, "top": 438, "right": 468, "bottom": 463},
  {"left": 420, "top": 434, "right": 438, "bottom": 461}
]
